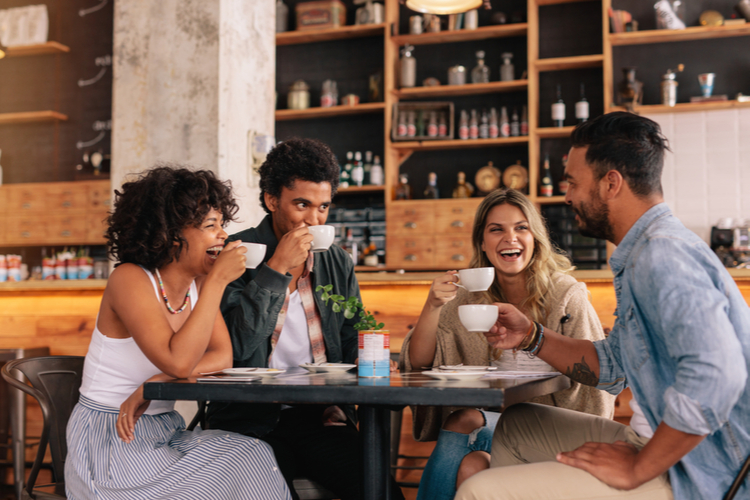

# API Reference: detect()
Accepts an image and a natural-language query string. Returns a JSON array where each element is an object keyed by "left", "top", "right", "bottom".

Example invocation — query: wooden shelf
[
  {"left": 535, "top": 195, "right": 567, "bottom": 204},
  {"left": 0, "top": 110, "right": 68, "bottom": 125},
  {"left": 536, "top": 126, "right": 575, "bottom": 138},
  {"left": 4, "top": 41, "right": 70, "bottom": 57},
  {"left": 537, "top": 0, "right": 597, "bottom": 4},
  {"left": 393, "top": 80, "right": 528, "bottom": 99},
  {"left": 337, "top": 185, "right": 385, "bottom": 194},
  {"left": 391, "top": 23, "right": 528, "bottom": 46},
  {"left": 276, "top": 24, "right": 385, "bottom": 46},
  {"left": 391, "top": 136, "right": 529, "bottom": 151},
  {"left": 610, "top": 99, "right": 750, "bottom": 114},
  {"left": 610, "top": 24, "right": 750, "bottom": 46},
  {"left": 275, "top": 102, "right": 385, "bottom": 121},
  {"left": 535, "top": 54, "right": 603, "bottom": 72}
]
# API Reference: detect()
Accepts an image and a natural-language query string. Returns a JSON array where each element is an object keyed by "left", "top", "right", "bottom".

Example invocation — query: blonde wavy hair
[{"left": 468, "top": 188, "right": 573, "bottom": 324}]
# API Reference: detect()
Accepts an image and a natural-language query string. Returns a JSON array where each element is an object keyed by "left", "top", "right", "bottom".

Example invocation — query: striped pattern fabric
[
  {"left": 269, "top": 253, "right": 327, "bottom": 364},
  {"left": 65, "top": 396, "right": 291, "bottom": 500}
]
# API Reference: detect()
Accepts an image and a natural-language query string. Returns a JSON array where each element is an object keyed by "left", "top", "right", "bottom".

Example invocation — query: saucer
[
  {"left": 300, "top": 363, "right": 357, "bottom": 373},
  {"left": 221, "top": 368, "right": 286, "bottom": 377},
  {"left": 422, "top": 370, "right": 488, "bottom": 381}
]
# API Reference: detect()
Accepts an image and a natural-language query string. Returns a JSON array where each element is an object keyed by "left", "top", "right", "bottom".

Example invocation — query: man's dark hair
[
  {"left": 258, "top": 137, "right": 340, "bottom": 213},
  {"left": 570, "top": 112, "right": 669, "bottom": 197},
  {"left": 107, "top": 165, "right": 239, "bottom": 270}
]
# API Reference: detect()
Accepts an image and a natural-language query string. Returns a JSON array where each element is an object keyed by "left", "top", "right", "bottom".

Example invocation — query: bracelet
[
  {"left": 527, "top": 323, "right": 545, "bottom": 357},
  {"left": 514, "top": 321, "right": 537, "bottom": 353}
]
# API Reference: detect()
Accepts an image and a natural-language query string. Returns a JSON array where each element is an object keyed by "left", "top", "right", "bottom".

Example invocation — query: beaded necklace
[{"left": 155, "top": 268, "right": 191, "bottom": 314}]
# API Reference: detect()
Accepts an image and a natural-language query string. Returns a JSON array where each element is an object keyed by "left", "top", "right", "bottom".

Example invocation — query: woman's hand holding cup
[
  {"left": 209, "top": 241, "right": 247, "bottom": 285},
  {"left": 426, "top": 271, "right": 460, "bottom": 310}
]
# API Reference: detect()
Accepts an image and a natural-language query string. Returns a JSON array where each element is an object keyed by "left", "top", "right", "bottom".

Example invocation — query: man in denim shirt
[{"left": 456, "top": 112, "right": 750, "bottom": 500}]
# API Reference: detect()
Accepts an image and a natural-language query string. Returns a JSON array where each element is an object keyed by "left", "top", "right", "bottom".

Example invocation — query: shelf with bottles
[
  {"left": 535, "top": 54, "right": 604, "bottom": 72},
  {"left": 5, "top": 41, "right": 70, "bottom": 57},
  {"left": 609, "top": 23, "right": 750, "bottom": 46},
  {"left": 337, "top": 185, "right": 386, "bottom": 194},
  {"left": 536, "top": 125, "right": 576, "bottom": 138},
  {"left": 0, "top": 110, "right": 68, "bottom": 125},
  {"left": 538, "top": 70, "right": 602, "bottom": 129},
  {"left": 276, "top": 23, "right": 386, "bottom": 46},
  {"left": 391, "top": 23, "right": 528, "bottom": 46},
  {"left": 392, "top": 80, "right": 528, "bottom": 99},
  {"left": 610, "top": 98, "right": 750, "bottom": 114},
  {"left": 391, "top": 136, "right": 529, "bottom": 152},
  {"left": 275, "top": 102, "right": 386, "bottom": 121}
]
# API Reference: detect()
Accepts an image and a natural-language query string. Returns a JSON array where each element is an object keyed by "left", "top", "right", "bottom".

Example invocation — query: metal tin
[
  {"left": 409, "top": 15, "right": 423, "bottom": 34},
  {"left": 287, "top": 80, "right": 310, "bottom": 110},
  {"left": 448, "top": 65, "right": 466, "bottom": 85},
  {"left": 358, "top": 330, "right": 390, "bottom": 378}
]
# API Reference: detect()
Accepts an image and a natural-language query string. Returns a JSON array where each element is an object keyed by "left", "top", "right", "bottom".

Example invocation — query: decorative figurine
[
  {"left": 452, "top": 171, "right": 475, "bottom": 198},
  {"left": 424, "top": 172, "right": 439, "bottom": 199},
  {"left": 617, "top": 67, "right": 643, "bottom": 112},
  {"left": 395, "top": 173, "right": 413, "bottom": 200}
]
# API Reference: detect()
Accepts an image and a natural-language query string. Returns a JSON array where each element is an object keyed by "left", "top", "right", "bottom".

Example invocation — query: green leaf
[
  {"left": 324, "top": 284, "right": 333, "bottom": 292},
  {"left": 377, "top": 322, "right": 385, "bottom": 330},
  {"left": 344, "top": 309, "right": 355, "bottom": 319},
  {"left": 315, "top": 285, "right": 325, "bottom": 292},
  {"left": 332, "top": 294, "right": 345, "bottom": 302}
]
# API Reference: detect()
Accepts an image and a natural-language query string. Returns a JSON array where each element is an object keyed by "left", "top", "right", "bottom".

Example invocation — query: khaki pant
[{"left": 454, "top": 403, "right": 673, "bottom": 500}]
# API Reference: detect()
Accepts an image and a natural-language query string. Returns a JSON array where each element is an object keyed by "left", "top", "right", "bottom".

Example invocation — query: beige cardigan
[{"left": 399, "top": 273, "right": 616, "bottom": 442}]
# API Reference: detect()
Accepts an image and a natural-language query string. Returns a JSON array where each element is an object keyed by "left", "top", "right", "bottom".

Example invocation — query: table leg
[{"left": 359, "top": 405, "right": 391, "bottom": 500}]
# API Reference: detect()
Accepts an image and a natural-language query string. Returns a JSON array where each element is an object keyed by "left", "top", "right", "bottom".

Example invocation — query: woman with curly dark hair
[{"left": 65, "top": 166, "right": 291, "bottom": 500}]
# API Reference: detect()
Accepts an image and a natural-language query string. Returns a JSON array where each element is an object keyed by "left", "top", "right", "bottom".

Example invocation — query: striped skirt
[{"left": 65, "top": 396, "right": 291, "bottom": 500}]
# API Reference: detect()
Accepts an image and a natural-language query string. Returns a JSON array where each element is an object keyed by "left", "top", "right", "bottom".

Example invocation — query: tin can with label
[{"left": 358, "top": 330, "right": 390, "bottom": 378}]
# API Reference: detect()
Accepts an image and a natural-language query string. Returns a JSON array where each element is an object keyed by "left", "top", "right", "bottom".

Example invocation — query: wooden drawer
[
  {"left": 434, "top": 236, "right": 473, "bottom": 269},
  {"left": 5, "top": 185, "right": 47, "bottom": 212},
  {"left": 47, "top": 215, "right": 89, "bottom": 244},
  {"left": 87, "top": 212, "right": 109, "bottom": 243},
  {"left": 386, "top": 235, "right": 435, "bottom": 269},
  {"left": 0, "top": 188, "right": 7, "bottom": 213},
  {"left": 387, "top": 202, "right": 435, "bottom": 236},
  {"left": 47, "top": 184, "right": 89, "bottom": 211},
  {"left": 434, "top": 199, "right": 481, "bottom": 234},
  {"left": 88, "top": 181, "right": 112, "bottom": 211},
  {"left": 5, "top": 218, "right": 48, "bottom": 244}
]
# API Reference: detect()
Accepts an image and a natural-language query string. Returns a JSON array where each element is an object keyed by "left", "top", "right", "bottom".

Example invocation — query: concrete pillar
[{"left": 112, "top": 0, "right": 274, "bottom": 231}]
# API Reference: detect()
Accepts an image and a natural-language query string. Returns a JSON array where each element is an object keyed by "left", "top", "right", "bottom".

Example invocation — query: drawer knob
[
  {"left": 21, "top": 231, "right": 31, "bottom": 238},
  {"left": 452, "top": 254, "right": 465, "bottom": 261},
  {"left": 404, "top": 222, "right": 417, "bottom": 229},
  {"left": 404, "top": 254, "right": 417, "bottom": 261},
  {"left": 61, "top": 230, "right": 72, "bottom": 237},
  {"left": 451, "top": 220, "right": 464, "bottom": 228},
  {"left": 62, "top": 201, "right": 72, "bottom": 208}
]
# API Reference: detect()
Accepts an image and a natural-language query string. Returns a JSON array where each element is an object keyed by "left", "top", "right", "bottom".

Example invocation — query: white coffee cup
[
  {"left": 458, "top": 304, "right": 499, "bottom": 332},
  {"left": 456, "top": 267, "right": 495, "bottom": 292},
  {"left": 308, "top": 225, "right": 335, "bottom": 253},
  {"left": 239, "top": 242, "right": 267, "bottom": 269}
]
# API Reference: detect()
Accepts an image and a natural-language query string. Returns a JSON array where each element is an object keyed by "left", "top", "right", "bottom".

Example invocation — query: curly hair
[
  {"left": 258, "top": 137, "right": 340, "bottom": 213},
  {"left": 469, "top": 188, "right": 573, "bottom": 324},
  {"left": 106, "top": 165, "right": 239, "bottom": 270}
]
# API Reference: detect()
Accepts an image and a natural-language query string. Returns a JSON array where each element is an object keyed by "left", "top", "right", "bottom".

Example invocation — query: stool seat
[{"left": 1, "top": 347, "right": 51, "bottom": 500}]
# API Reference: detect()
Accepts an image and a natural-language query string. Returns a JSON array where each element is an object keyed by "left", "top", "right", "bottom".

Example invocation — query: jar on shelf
[{"left": 287, "top": 80, "right": 310, "bottom": 110}]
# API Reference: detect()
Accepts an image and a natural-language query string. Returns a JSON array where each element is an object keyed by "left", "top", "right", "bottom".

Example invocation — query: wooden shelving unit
[
  {"left": 391, "top": 23, "right": 528, "bottom": 46},
  {"left": 611, "top": 99, "right": 750, "bottom": 114},
  {"left": 535, "top": 195, "right": 567, "bottom": 205},
  {"left": 535, "top": 54, "right": 604, "bottom": 72},
  {"left": 392, "top": 80, "right": 528, "bottom": 99},
  {"left": 0, "top": 110, "right": 68, "bottom": 125},
  {"left": 537, "top": 0, "right": 598, "bottom": 5},
  {"left": 276, "top": 24, "right": 386, "bottom": 46},
  {"left": 609, "top": 24, "right": 750, "bottom": 46},
  {"left": 5, "top": 41, "right": 70, "bottom": 57},
  {"left": 337, "top": 185, "right": 386, "bottom": 194},
  {"left": 536, "top": 126, "right": 575, "bottom": 138},
  {"left": 275, "top": 102, "right": 386, "bottom": 121},
  {"left": 391, "top": 136, "right": 529, "bottom": 151}
]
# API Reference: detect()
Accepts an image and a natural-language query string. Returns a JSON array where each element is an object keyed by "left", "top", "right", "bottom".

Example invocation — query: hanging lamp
[{"left": 404, "top": 0, "right": 482, "bottom": 15}]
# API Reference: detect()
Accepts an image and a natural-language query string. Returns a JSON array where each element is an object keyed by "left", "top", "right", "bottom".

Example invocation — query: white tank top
[{"left": 79, "top": 267, "right": 198, "bottom": 414}]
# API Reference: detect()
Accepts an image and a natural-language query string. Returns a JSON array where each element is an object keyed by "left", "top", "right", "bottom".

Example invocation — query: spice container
[{"left": 287, "top": 80, "right": 310, "bottom": 110}]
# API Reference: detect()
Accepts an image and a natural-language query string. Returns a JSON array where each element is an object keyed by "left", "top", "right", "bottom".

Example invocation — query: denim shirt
[{"left": 594, "top": 203, "right": 750, "bottom": 500}]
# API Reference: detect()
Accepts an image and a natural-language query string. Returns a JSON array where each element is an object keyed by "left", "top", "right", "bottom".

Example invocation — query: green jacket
[{"left": 206, "top": 215, "right": 361, "bottom": 437}]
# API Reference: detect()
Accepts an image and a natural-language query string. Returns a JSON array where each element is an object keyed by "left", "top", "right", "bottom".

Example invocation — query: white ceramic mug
[
  {"left": 458, "top": 304, "right": 499, "bottom": 332},
  {"left": 456, "top": 267, "right": 495, "bottom": 292},
  {"left": 308, "top": 225, "right": 335, "bottom": 253},
  {"left": 239, "top": 242, "right": 267, "bottom": 269}
]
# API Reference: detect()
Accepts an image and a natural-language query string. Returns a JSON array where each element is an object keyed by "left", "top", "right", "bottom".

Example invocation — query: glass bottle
[
  {"left": 397, "top": 111, "right": 407, "bottom": 137},
  {"left": 363, "top": 151, "right": 373, "bottom": 185},
  {"left": 500, "top": 106, "right": 510, "bottom": 138},
  {"left": 340, "top": 151, "right": 353, "bottom": 188},
  {"left": 351, "top": 151, "right": 364, "bottom": 187},
  {"left": 520, "top": 105, "right": 528, "bottom": 136},
  {"left": 500, "top": 52, "right": 514, "bottom": 81},
  {"left": 552, "top": 84, "right": 565, "bottom": 127},
  {"left": 395, "top": 173, "right": 413, "bottom": 200},
  {"left": 424, "top": 172, "right": 439, "bottom": 199},
  {"left": 438, "top": 112, "right": 448, "bottom": 137},
  {"left": 489, "top": 107, "right": 499, "bottom": 138},
  {"left": 479, "top": 109, "right": 489, "bottom": 139},
  {"left": 400, "top": 44, "right": 417, "bottom": 88},
  {"left": 452, "top": 171, "right": 475, "bottom": 198},
  {"left": 427, "top": 111, "right": 438, "bottom": 137},
  {"left": 469, "top": 109, "right": 479, "bottom": 139},
  {"left": 276, "top": 0, "right": 289, "bottom": 33},
  {"left": 471, "top": 50, "right": 490, "bottom": 84},
  {"left": 459, "top": 110, "right": 469, "bottom": 140},
  {"left": 369, "top": 155, "right": 384, "bottom": 186},
  {"left": 343, "top": 228, "right": 359, "bottom": 264},
  {"left": 416, "top": 110, "right": 425, "bottom": 137},
  {"left": 510, "top": 108, "right": 520, "bottom": 137},
  {"left": 321, "top": 79, "right": 338, "bottom": 107},
  {"left": 407, "top": 111, "right": 416, "bottom": 137},
  {"left": 575, "top": 83, "right": 589, "bottom": 123},
  {"left": 540, "top": 154, "right": 553, "bottom": 197}
]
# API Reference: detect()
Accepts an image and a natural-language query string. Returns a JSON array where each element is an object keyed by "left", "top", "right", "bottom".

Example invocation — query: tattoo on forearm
[{"left": 564, "top": 356, "right": 599, "bottom": 387}]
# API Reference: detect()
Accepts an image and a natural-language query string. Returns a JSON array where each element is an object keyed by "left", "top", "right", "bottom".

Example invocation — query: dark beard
[{"left": 573, "top": 197, "right": 615, "bottom": 242}]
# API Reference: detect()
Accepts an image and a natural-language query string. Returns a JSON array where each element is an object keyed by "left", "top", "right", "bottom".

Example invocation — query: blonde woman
[{"left": 399, "top": 188, "right": 615, "bottom": 500}]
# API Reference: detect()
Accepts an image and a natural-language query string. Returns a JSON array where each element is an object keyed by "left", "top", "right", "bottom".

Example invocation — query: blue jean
[{"left": 416, "top": 411, "right": 500, "bottom": 500}]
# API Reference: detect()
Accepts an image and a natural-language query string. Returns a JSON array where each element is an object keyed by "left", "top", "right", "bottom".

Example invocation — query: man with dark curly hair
[{"left": 206, "top": 138, "right": 404, "bottom": 500}]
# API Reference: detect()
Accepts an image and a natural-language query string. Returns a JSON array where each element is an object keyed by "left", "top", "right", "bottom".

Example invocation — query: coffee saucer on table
[
  {"left": 438, "top": 365, "right": 497, "bottom": 372},
  {"left": 422, "top": 370, "right": 488, "bottom": 381},
  {"left": 221, "top": 367, "right": 286, "bottom": 377},
  {"left": 300, "top": 362, "right": 357, "bottom": 373}
]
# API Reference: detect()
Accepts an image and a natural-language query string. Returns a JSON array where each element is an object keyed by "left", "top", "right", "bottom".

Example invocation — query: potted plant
[{"left": 316, "top": 284, "right": 389, "bottom": 377}]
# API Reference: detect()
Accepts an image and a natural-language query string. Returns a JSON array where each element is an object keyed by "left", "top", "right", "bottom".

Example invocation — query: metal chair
[
  {"left": 1, "top": 355, "right": 84, "bottom": 500},
  {"left": 0, "top": 347, "right": 51, "bottom": 499},
  {"left": 724, "top": 452, "right": 750, "bottom": 500}
]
